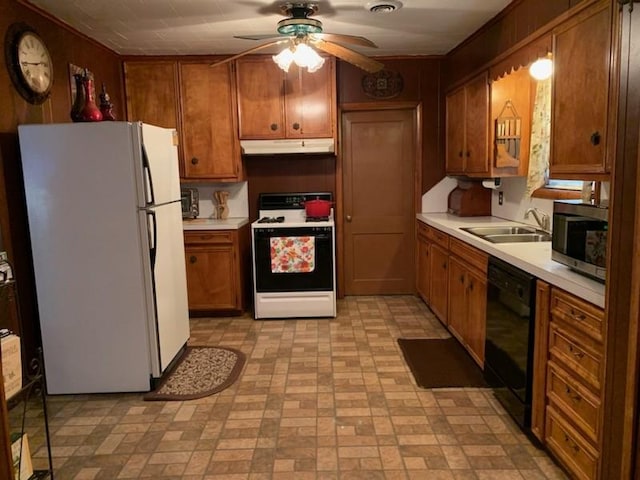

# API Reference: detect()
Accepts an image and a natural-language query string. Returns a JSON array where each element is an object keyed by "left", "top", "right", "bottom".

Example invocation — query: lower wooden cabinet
[
  {"left": 429, "top": 244, "right": 449, "bottom": 324},
  {"left": 447, "top": 238, "right": 488, "bottom": 367},
  {"left": 534, "top": 285, "right": 606, "bottom": 479},
  {"left": 183, "top": 226, "right": 250, "bottom": 313},
  {"left": 416, "top": 223, "right": 431, "bottom": 304}
]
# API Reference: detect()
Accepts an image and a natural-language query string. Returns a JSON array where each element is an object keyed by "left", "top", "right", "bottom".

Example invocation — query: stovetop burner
[
  {"left": 306, "top": 216, "right": 330, "bottom": 222},
  {"left": 257, "top": 216, "right": 285, "bottom": 224}
]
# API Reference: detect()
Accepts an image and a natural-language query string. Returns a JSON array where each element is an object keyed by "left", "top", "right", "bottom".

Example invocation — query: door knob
[
  {"left": 189, "top": 255, "right": 197, "bottom": 263},
  {"left": 346, "top": 215, "right": 352, "bottom": 222}
]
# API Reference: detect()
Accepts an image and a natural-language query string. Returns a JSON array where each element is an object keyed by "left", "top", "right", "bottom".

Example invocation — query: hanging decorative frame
[
  {"left": 361, "top": 69, "right": 403, "bottom": 99},
  {"left": 494, "top": 99, "right": 522, "bottom": 168}
]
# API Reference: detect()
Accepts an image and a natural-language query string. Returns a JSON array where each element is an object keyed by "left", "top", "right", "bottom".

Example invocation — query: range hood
[{"left": 240, "top": 138, "right": 335, "bottom": 155}]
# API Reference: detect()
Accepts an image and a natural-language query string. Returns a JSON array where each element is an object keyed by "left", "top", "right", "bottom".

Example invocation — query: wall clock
[{"left": 4, "top": 22, "right": 53, "bottom": 104}]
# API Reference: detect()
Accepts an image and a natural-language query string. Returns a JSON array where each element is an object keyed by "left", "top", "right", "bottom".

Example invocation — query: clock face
[
  {"left": 4, "top": 23, "right": 54, "bottom": 104},
  {"left": 17, "top": 32, "right": 52, "bottom": 94}
]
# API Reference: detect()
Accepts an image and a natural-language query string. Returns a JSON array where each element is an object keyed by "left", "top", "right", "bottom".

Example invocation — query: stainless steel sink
[
  {"left": 460, "top": 226, "right": 551, "bottom": 243},
  {"left": 461, "top": 226, "right": 537, "bottom": 236},
  {"left": 483, "top": 233, "right": 552, "bottom": 243}
]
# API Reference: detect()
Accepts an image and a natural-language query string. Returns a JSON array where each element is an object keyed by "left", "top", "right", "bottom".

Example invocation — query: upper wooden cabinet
[
  {"left": 124, "top": 60, "right": 243, "bottom": 182},
  {"left": 236, "top": 56, "right": 336, "bottom": 140},
  {"left": 445, "top": 71, "right": 489, "bottom": 176},
  {"left": 124, "top": 61, "right": 179, "bottom": 130},
  {"left": 550, "top": 0, "right": 615, "bottom": 180},
  {"left": 179, "top": 62, "right": 242, "bottom": 181}
]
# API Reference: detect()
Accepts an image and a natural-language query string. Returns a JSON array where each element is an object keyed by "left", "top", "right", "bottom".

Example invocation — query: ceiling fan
[{"left": 211, "top": 2, "right": 384, "bottom": 73}]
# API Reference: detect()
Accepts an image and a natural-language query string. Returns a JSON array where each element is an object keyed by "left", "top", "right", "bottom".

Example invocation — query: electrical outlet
[{"left": 498, "top": 191, "right": 504, "bottom": 205}]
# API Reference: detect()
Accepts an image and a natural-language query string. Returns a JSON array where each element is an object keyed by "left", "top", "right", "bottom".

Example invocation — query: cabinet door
[
  {"left": 124, "top": 61, "right": 179, "bottom": 129},
  {"left": 236, "top": 58, "right": 285, "bottom": 139},
  {"left": 447, "top": 256, "right": 467, "bottom": 342},
  {"left": 465, "top": 266, "right": 486, "bottom": 366},
  {"left": 416, "top": 236, "right": 431, "bottom": 303},
  {"left": 429, "top": 244, "right": 449, "bottom": 324},
  {"left": 284, "top": 59, "right": 335, "bottom": 138},
  {"left": 464, "top": 72, "right": 490, "bottom": 175},
  {"left": 180, "top": 63, "right": 242, "bottom": 180},
  {"left": 532, "top": 280, "right": 551, "bottom": 442},
  {"left": 184, "top": 244, "right": 239, "bottom": 310},
  {"left": 445, "top": 87, "right": 465, "bottom": 174},
  {"left": 551, "top": 1, "right": 612, "bottom": 177}
]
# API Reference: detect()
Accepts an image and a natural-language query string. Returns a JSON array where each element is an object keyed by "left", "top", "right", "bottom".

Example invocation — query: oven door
[{"left": 253, "top": 226, "right": 334, "bottom": 292}]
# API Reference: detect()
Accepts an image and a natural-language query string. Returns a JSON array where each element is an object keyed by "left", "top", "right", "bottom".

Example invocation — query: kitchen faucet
[{"left": 524, "top": 207, "right": 551, "bottom": 233}]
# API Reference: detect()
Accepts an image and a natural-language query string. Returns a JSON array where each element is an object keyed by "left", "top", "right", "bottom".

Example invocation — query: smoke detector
[{"left": 366, "top": 1, "right": 403, "bottom": 13}]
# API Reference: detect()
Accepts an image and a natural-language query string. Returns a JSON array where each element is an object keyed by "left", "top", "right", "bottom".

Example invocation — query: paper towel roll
[{"left": 482, "top": 178, "right": 502, "bottom": 189}]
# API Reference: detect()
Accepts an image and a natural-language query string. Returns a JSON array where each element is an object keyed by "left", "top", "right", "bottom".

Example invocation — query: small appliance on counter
[
  {"left": 181, "top": 187, "right": 199, "bottom": 219},
  {"left": 447, "top": 181, "right": 491, "bottom": 216},
  {"left": 552, "top": 200, "right": 608, "bottom": 281}
]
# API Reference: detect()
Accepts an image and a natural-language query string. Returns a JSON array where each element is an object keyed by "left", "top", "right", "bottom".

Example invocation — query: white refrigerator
[{"left": 18, "top": 122, "right": 190, "bottom": 394}]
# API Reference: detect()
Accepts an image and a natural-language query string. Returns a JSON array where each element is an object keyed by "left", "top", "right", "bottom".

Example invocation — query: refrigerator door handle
[
  {"left": 142, "top": 144, "right": 156, "bottom": 206},
  {"left": 147, "top": 210, "right": 157, "bottom": 269}
]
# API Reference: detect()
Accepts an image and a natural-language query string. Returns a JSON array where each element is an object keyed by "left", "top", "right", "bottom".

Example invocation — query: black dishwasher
[{"left": 484, "top": 256, "right": 537, "bottom": 430}]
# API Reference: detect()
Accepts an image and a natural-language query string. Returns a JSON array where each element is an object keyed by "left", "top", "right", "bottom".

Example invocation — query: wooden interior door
[{"left": 342, "top": 108, "right": 416, "bottom": 295}]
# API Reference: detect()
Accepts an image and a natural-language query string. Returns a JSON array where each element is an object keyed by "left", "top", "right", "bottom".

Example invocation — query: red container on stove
[{"left": 304, "top": 199, "right": 332, "bottom": 217}]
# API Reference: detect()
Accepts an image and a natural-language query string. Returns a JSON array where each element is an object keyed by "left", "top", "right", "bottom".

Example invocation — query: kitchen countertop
[
  {"left": 183, "top": 217, "right": 250, "bottom": 231},
  {"left": 417, "top": 213, "right": 606, "bottom": 309}
]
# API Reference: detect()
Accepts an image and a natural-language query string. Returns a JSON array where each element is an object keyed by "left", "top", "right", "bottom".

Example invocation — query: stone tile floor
[{"left": 17, "top": 296, "right": 567, "bottom": 479}]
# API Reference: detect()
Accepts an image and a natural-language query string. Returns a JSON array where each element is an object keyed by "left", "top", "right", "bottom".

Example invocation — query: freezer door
[
  {"left": 139, "top": 123, "right": 181, "bottom": 206},
  {"left": 18, "top": 122, "right": 153, "bottom": 394},
  {"left": 142, "top": 201, "right": 190, "bottom": 375}
]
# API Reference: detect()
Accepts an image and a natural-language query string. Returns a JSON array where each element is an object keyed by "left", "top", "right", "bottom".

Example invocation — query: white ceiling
[{"left": 26, "top": 0, "right": 512, "bottom": 57}]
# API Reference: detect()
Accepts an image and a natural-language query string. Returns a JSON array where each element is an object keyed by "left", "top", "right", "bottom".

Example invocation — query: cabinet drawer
[
  {"left": 545, "top": 406, "right": 599, "bottom": 480},
  {"left": 547, "top": 361, "right": 601, "bottom": 444},
  {"left": 549, "top": 322, "right": 603, "bottom": 392},
  {"left": 449, "top": 237, "right": 488, "bottom": 274},
  {"left": 426, "top": 227, "right": 449, "bottom": 249},
  {"left": 551, "top": 289, "right": 605, "bottom": 343},
  {"left": 417, "top": 221, "right": 430, "bottom": 241},
  {"left": 184, "top": 231, "right": 235, "bottom": 245}
]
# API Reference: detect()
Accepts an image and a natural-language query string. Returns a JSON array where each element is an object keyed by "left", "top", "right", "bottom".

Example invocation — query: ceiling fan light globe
[
  {"left": 529, "top": 58, "right": 553, "bottom": 80},
  {"left": 273, "top": 47, "right": 295, "bottom": 72},
  {"left": 292, "top": 43, "right": 324, "bottom": 71}
]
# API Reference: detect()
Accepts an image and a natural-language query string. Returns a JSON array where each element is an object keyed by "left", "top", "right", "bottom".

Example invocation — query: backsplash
[
  {"left": 182, "top": 182, "right": 249, "bottom": 219},
  {"left": 491, "top": 177, "right": 554, "bottom": 229}
]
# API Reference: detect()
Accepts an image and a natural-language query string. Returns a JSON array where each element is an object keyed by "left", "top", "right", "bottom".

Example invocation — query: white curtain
[{"left": 525, "top": 78, "right": 552, "bottom": 197}]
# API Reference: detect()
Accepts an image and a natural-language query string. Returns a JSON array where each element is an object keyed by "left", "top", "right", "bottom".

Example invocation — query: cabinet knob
[
  {"left": 189, "top": 255, "right": 197, "bottom": 264},
  {"left": 466, "top": 151, "right": 471, "bottom": 158},
  {"left": 458, "top": 151, "right": 463, "bottom": 158},
  {"left": 191, "top": 157, "right": 199, "bottom": 165},
  {"left": 346, "top": 215, "right": 352, "bottom": 222},
  {"left": 590, "top": 131, "right": 601, "bottom": 146},
  {"left": 460, "top": 275, "right": 465, "bottom": 284},
  {"left": 292, "top": 122, "right": 300, "bottom": 130},
  {"left": 270, "top": 123, "right": 278, "bottom": 131}
]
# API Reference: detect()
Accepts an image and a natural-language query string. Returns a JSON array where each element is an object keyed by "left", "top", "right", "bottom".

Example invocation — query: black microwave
[{"left": 551, "top": 200, "right": 608, "bottom": 282}]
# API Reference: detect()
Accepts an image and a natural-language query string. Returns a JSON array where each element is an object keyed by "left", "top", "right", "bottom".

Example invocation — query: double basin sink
[{"left": 460, "top": 226, "right": 552, "bottom": 244}]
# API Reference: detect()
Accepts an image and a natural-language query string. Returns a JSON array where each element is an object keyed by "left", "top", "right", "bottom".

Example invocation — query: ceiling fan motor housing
[{"left": 277, "top": 3, "right": 323, "bottom": 35}]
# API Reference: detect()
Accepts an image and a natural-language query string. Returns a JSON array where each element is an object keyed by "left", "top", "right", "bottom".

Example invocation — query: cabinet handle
[
  {"left": 189, "top": 255, "right": 197, "bottom": 264},
  {"left": 292, "top": 122, "right": 300, "bottom": 130},
  {"left": 270, "top": 123, "right": 278, "bottom": 131},
  {"left": 590, "top": 131, "right": 601, "bottom": 146},
  {"left": 191, "top": 157, "right": 199, "bottom": 165},
  {"left": 458, "top": 151, "right": 463, "bottom": 158},
  {"left": 469, "top": 280, "right": 474, "bottom": 291},
  {"left": 459, "top": 275, "right": 465, "bottom": 284},
  {"left": 564, "top": 385, "right": 582, "bottom": 402},
  {"left": 568, "top": 344, "right": 585, "bottom": 359},
  {"left": 563, "top": 434, "right": 580, "bottom": 454},
  {"left": 442, "top": 262, "right": 447, "bottom": 270},
  {"left": 466, "top": 151, "right": 471, "bottom": 158},
  {"left": 569, "top": 309, "right": 586, "bottom": 322}
]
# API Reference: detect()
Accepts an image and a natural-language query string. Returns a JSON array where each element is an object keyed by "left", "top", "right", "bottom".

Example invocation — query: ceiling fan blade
[
  {"left": 311, "top": 33, "right": 377, "bottom": 49},
  {"left": 312, "top": 39, "right": 384, "bottom": 73},
  {"left": 234, "top": 34, "right": 288, "bottom": 41},
  {"left": 209, "top": 40, "right": 290, "bottom": 67}
]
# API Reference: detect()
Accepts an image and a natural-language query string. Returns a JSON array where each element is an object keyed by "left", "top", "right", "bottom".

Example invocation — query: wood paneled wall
[
  {"left": 245, "top": 155, "right": 336, "bottom": 221},
  {"left": 444, "top": 0, "right": 584, "bottom": 88},
  {"left": 0, "top": 0, "right": 125, "bottom": 361},
  {"left": 338, "top": 57, "right": 444, "bottom": 195}
]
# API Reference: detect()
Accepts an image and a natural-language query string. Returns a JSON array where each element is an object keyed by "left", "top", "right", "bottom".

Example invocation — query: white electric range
[{"left": 251, "top": 192, "right": 336, "bottom": 320}]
